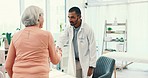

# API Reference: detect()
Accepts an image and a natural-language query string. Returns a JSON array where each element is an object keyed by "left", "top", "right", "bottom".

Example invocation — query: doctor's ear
[{"left": 78, "top": 15, "right": 81, "bottom": 18}]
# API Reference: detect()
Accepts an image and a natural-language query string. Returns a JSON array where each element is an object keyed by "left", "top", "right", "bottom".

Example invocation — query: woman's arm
[
  {"left": 5, "top": 40, "right": 16, "bottom": 78},
  {"left": 48, "top": 32, "right": 62, "bottom": 64}
]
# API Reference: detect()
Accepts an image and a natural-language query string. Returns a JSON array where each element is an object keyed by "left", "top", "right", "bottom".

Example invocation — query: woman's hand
[{"left": 56, "top": 46, "right": 62, "bottom": 56}]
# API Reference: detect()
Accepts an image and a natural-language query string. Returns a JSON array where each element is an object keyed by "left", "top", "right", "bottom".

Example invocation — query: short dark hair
[{"left": 69, "top": 7, "right": 81, "bottom": 16}]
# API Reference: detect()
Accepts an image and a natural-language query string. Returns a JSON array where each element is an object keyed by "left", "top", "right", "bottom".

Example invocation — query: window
[
  {"left": 0, "top": 0, "right": 20, "bottom": 34},
  {"left": 21, "top": 0, "right": 66, "bottom": 33},
  {"left": 49, "top": 0, "right": 66, "bottom": 33},
  {"left": 0, "top": 0, "right": 66, "bottom": 40}
]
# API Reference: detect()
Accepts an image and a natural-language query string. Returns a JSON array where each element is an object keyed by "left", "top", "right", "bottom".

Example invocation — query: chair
[{"left": 92, "top": 56, "right": 115, "bottom": 78}]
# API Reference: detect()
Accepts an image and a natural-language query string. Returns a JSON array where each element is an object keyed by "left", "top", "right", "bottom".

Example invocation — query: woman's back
[{"left": 12, "top": 26, "right": 50, "bottom": 75}]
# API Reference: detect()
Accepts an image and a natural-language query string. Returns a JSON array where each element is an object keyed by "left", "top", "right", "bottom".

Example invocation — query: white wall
[
  {"left": 85, "top": 2, "right": 148, "bottom": 55},
  {"left": 128, "top": 3, "right": 148, "bottom": 54}
]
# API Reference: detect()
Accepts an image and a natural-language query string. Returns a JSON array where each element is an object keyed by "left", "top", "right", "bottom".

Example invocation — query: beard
[
  {"left": 70, "top": 18, "right": 78, "bottom": 26},
  {"left": 70, "top": 22, "right": 75, "bottom": 26}
]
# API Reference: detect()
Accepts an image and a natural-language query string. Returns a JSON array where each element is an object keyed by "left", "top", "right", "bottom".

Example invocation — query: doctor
[{"left": 57, "top": 7, "right": 97, "bottom": 78}]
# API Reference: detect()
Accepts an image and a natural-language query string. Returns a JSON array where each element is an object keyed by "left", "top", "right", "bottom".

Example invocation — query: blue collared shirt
[{"left": 73, "top": 26, "right": 80, "bottom": 59}]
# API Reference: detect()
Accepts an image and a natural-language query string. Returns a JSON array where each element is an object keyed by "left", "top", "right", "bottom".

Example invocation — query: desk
[{"left": 49, "top": 69, "right": 76, "bottom": 78}]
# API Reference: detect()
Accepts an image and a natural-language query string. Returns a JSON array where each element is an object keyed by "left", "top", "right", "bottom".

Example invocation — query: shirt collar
[{"left": 73, "top": 26, "right": 80, "bottom": 31}]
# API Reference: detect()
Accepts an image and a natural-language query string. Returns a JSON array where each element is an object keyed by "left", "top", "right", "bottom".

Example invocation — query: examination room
[{"left": 0, "top": 0, "right": 148, "bottom": 78}]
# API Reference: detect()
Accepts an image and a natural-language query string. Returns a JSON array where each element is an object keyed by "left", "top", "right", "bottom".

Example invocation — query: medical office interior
[{"left": 0, "top": 0, "right": 148, "bottom": 78}]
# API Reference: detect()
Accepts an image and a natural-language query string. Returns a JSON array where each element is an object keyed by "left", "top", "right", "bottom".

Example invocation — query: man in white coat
[{"left": 57, "top": 7, "right": 97, "bottom": 78}]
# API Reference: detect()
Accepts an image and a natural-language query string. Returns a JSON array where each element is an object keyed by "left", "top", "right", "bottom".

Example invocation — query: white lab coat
[{"left": 57, "top": 21, "right": 97, "bottom": 78}]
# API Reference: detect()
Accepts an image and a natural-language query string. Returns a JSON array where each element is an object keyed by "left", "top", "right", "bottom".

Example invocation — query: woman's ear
[{"left": 39, "top": 23, "right": 43, "bottom": 28}]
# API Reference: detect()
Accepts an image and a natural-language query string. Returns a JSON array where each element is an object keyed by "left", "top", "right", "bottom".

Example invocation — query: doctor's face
[{"left": 68, "top": 11, "right": 80, "bottom": 26}]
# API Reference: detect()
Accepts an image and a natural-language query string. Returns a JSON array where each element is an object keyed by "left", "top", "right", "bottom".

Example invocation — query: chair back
[{"left": 92, "top": 56, "right": 115, "bottom": 78}]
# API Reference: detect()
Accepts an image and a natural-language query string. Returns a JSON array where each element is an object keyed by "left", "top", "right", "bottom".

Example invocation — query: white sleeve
[
  {"left": 56, "top": 28, "right": 69, "bottom": 49},
  {"left": 88, "top": 28, "right": 97, "bottom": 67}
]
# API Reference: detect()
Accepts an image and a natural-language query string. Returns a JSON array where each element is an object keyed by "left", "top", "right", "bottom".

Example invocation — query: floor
[
  {"left": 112, "top": 63, "right": 148, "bottom": 78},
  {"left": 2, "top": 63, "right": 148, "bottom": 78},
  {"left": 114, "top": 70, "right": 148, "bottom": 78}
]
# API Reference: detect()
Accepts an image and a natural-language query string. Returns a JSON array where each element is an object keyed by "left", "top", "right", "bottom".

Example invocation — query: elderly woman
[{"left": 5, "top": 6, "right": 62, "bottom": 78}]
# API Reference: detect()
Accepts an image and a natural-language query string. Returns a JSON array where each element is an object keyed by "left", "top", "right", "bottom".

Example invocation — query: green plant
[
  {"left": 1, "top": 32, "right": 12, "bottom": 46},
  {"left": 16, "top": 28, "right": 20, "bottom": 30},
  {"left": 0, "top": 39, "right": 1, "bottom": 47},
  {"left": 6, "top": 33, "right": 12, "bottom": 45},
  {"left": 107, "top": 27, "right": 112, "bottom": 31},
  {"left": 60, "top": 24, "right": 63, "bottom": 32},
  {"left": 2, "top": 33, "right": 5, "bottom": 35},
  {"left": 0, "top": 33, "right": 5, "bottom": 47}
]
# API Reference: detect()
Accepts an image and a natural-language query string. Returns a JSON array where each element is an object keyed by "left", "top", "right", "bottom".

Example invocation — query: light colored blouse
[{"left": 5, "top": 26, "right": 61, "bottom": 78}]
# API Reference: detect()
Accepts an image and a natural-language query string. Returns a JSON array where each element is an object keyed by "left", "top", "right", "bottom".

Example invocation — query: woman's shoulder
[
  {"left": 12, "top": 29, "right": 23, "bottom": 37},
  {"left": 39, "top": 29, "right": 51, "bottom": 34},
  {"left": 38, "top": 29, "right": 53, "bottom": 37}
]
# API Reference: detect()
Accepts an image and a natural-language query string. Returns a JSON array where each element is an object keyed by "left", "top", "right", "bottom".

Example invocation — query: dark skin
[
  {"left": 87, "top": 67, "right": 94, "bottom": 76},
  {"left": 68, "top": 11, "right": 94, "bottom": 76},
  {"left": 68, "top": 11, "right": 81, "bottom": 28}
]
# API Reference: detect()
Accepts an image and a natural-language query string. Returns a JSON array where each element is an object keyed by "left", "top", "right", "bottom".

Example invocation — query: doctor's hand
[{"left": 87, "top": 67, "right": 94, "bottom": 76}]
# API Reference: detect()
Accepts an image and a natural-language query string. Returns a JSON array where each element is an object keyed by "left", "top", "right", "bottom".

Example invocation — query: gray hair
[{"left": 21, "top": 6, "right": 43, "bottom": 27}]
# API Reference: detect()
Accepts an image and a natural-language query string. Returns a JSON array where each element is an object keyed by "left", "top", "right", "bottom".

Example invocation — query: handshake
[{"left": 56, "top": 46, "right": 62, "bottom": 56}]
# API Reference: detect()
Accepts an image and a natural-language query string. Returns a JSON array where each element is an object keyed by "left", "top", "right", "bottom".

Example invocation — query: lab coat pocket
[
  {"left": 79, "top": 36, "right": 86, "bottom": 44},
  {"left": 78, "top": 33, "right": 85, "bottom": 43},
  {"left": 78, "top": 36, "right": 89, "bottom": 56},
  {"left": 79, "top": 37, "right": 84, "bottom": 43},
  {"left": 79, "top": 34, "right": 88, "bottom": 46}
]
